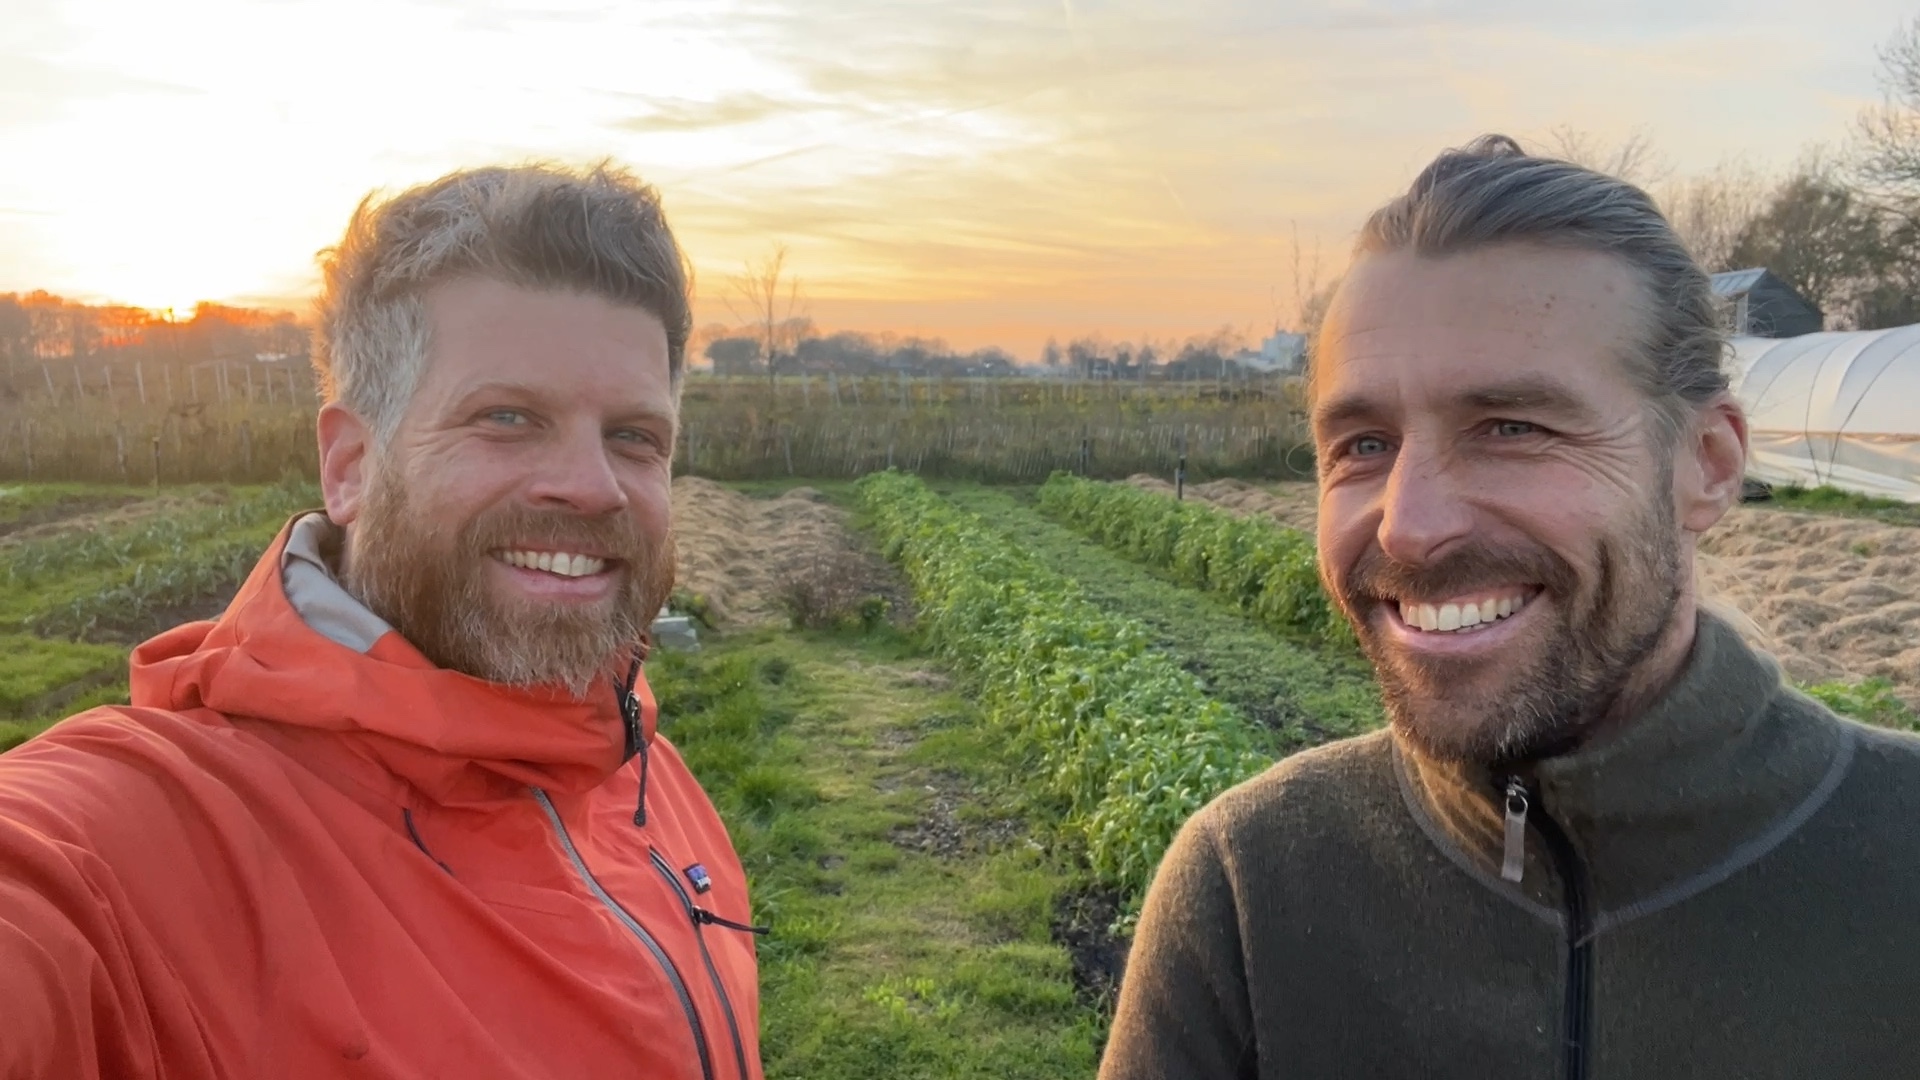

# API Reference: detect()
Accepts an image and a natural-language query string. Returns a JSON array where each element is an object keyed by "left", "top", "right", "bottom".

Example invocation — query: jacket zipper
[
  {"left": 650, "top": 848, "right": 751, "bottom": 1080},
  {"left": 532, "top": 788, "right": 714, "bottom": 1080},
  {"left": 1502, "top": 777, "right": 1595, "bottom": 1080}
]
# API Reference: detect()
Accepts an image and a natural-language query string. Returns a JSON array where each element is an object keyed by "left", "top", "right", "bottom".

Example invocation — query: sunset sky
[{"left": 3, "top": 0, "right": 1912, "bottom": 357}]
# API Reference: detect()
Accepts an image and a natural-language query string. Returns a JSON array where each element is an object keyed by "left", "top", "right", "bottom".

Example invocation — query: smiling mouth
[
  {"left": 492, "top": 548, "right": 613, "bottom": 578},
  {"left": 1390, "top": 586, "right": 1542, "bottom": 633}
]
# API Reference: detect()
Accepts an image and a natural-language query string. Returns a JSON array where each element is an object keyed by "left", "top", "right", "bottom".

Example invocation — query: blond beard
[{"left": 342, "top": 461, "right": 676, "bottom": 699}]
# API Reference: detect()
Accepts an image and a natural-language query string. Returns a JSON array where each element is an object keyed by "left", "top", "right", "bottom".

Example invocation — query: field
[
  {"left": 0, "top": 371, "right": 1313, "bottom": 485},
  {"left": 3, "top": 464, "right": 1916, "bottom": 1077}
]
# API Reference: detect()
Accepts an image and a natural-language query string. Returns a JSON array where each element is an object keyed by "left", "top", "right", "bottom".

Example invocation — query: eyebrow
[
  {"left": 1313, "top": 374, "right": 1597, "bottom": 432},
  {"left": 451, "top": 381, "right": 677, "bottom": 430}
]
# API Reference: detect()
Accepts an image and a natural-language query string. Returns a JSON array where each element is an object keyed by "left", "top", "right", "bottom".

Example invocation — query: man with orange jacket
[{"left": 0, "top": 163, "right": 763, "bottom": 1079}]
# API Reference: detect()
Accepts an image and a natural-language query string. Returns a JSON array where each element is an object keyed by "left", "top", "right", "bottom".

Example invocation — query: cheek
[
  {"left": 624, "top": 472, "right": 673, "bottom": 538},
  {"left": 1316, "top": 492, "right": 1373, "bottom": 580}
]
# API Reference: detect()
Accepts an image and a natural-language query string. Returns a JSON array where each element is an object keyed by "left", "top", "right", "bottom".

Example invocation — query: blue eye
[
  {"left": 1493, "top": 420, "right": 1537, "bottom": 437},
  {"left": 1351, "top": 435, "right": 1390, "bottom": 456},
  {"left": 486, "top": 409, "right": 528, "bottom": 426}
]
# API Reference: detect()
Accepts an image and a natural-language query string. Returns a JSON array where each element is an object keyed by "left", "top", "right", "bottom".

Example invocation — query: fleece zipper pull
[{"left": 1501, "top": 777, "right": 1530, "bottom": 884}]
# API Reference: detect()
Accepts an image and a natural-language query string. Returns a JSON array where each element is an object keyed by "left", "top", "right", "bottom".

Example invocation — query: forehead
[
  {"left": 1312, "top": 244, "right": 1649, "bottom": 427},
  {"left": 418, "top": 277, "right": 672, "bottom": 394}
]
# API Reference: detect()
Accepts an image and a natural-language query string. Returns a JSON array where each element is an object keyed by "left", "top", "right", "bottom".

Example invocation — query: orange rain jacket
[{"left": 0, "top": 515, "right": 762, "bottom": 1080}]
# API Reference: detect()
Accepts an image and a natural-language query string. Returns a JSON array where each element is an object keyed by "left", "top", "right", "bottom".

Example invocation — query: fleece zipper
[
  {"left": 650, "top": 848, "right": 752, "bottom": 1080},
  {"left": 1502, "top": 777, "right": 1595, "bottom": 1080},
  {"left": 532, "top": 788, "right": 714, "bottom": 1080}
]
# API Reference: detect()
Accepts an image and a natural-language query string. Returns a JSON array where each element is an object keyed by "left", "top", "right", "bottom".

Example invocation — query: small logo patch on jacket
[{"left": 684, "top": 863, "right": 712, "bottom": 894}]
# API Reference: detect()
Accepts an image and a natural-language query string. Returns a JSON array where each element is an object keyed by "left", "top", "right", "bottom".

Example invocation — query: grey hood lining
[{"left": 280, "top": 511, "right": 394, "bottom": 655}]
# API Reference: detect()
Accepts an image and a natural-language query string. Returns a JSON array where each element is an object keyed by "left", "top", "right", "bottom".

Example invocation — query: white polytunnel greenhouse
[{"left": 1730, "top": 324, "right": 1920, "bottom": 504}]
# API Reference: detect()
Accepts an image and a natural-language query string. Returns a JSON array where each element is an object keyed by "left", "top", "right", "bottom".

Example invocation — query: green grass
[
  {"left": 1800, "top": 677, "right": 1920, "bottom": 730},
  {"left": 0, "top": 483, "right": 157, "bottom": 527},
  {"left": 1764, "top": 484, "right": 1920, "bottom": 526},
  {"left": 651, "top": 628, "right": 1103, "bottom": 1079},
  {"left": 0, "top": 634, "right": 125, "bottom": 716},
  {"left": 940, "top": 484, "right": 1381, "bottom": 750},
  {"left": 0, "top": 479, "right": 313, "bottom": 636}
]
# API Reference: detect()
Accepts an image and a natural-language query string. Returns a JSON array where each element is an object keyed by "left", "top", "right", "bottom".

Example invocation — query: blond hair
[{"left": 314, "top": 161, "right": 691, "bottom": 443}]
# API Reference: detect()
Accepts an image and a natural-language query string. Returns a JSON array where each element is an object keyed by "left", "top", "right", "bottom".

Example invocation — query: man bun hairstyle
[
  {"left": 1337, "top": 134, "right": 1730, "bottom": 443},
  {"left": 315, "top": 161, "right": 692, "bottom": 444}
]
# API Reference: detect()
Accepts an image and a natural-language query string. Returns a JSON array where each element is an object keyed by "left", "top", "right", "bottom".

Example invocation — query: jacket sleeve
[
  {"left": 0, "top": 812, "right": 152, "bottom": 1080},
  {"left": 1099, "top": 811, "right": 1258, "bottom": 1080}
]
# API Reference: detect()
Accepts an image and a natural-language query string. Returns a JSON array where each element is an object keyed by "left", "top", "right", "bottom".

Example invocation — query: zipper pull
[
  {"left": 1501, "top": 778, "right": 1530, "bottom": 884},
  {"left": 695, "top": 908, "right": 771, "bottom": 936}
]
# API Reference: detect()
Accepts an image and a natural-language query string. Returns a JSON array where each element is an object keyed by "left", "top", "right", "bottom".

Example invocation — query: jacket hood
[{"left": 128, "top": 512, "right": 658, "bottom": 807}]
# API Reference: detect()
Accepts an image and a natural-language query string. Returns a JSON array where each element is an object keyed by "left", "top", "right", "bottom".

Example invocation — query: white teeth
[
  {"left": 1400, "top": 592, "right": 1533, "bottom": 633},
  {"left": 496, "top": 550, "right": 607, "bottom": 578}
]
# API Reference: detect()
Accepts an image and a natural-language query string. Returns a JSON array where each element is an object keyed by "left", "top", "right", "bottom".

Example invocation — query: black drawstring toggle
[
  {"left": 695, "top": 908, "right": 771, "bottom": 936},
  {"left": 616, "top": 650, "right": 650, "bottom": 828}
]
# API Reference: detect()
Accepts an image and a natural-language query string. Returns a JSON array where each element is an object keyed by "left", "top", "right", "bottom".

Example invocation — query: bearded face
[
  {"left": 344, "top": 454, "right": 676, "bottom": 698},
  {"left": 323, "top": 280, "right": 681, "bottom": 701},
  {"left": 1330, "top": 466, "right": 1682, "bottom": 765},
  {"left": 1309, "top": 244, "right": 1731, "bottom": 768}
]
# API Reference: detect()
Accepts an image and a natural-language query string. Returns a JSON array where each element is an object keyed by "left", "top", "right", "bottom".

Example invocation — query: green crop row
[
  {"left": 1036, "top": 473, "right": 1352, "bottom": 647},
  {"left": 3, "top": 479, "right": 318, "bottom": 588},
  {"left": 855, "top": 470, "right": 1272, "bottom": 904}
]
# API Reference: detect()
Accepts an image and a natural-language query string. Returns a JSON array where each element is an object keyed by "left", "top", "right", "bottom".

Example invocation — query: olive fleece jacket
[{"left": 1101, "top": 613, "right": 1920, "bottom": 1079}]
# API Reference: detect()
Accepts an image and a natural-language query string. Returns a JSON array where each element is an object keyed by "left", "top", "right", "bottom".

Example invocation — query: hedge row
[
  {"left": 1036, "top": 473, "right": 1353, "bottom": 647},
  {"left": 855, "top": 470, "right": 1271, "bottom": 902}
]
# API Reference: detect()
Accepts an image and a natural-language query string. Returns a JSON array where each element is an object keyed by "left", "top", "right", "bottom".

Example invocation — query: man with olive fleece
[{"left": 1100, "top": 137, "right": 1920, "bottom": 1079}]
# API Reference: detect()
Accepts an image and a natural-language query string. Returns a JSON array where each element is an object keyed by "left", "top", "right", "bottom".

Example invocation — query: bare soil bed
[
  {"left": 1124, "top": 474, "right": 1920, "bottom": 710},
  {"left": 670, "top": 477, "right": 900, "bottom": 629}
]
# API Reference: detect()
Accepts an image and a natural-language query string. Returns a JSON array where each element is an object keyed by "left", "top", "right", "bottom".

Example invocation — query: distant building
[
  {"left": 1237, "top": 330, "right": 1307, "bottom": 374},
  {"left": 1710, "top": 268, "right": 1823, "bottom": 338}
]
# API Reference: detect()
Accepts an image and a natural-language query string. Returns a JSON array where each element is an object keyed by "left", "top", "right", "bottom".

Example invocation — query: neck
[{"left": 1575, "top": 600, "right": 1702, "bottom": 760}]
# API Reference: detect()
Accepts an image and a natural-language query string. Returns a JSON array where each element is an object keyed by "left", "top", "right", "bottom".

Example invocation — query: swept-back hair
[
  {"left": 315, "top": 161, "right": 691, "bottom": 443},
  {"left": 1336, "top": 134, "right": 1729, "bottom": 441}
]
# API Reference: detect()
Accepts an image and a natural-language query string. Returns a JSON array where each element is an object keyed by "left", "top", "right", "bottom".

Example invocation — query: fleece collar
[{"left": 1393, "top": 611, "right": 1855, "bottom": 925}]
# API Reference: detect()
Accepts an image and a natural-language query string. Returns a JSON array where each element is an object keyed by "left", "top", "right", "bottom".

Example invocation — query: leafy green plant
[
  {"left": 1037, "top": 472, "right": 1352, "bottom": 647},
  {"left": 1800, "top": 677, "right": 1919, "bottom": 730},
  {"left": 857, "top": 470, "right": 1271, "bottom": 903},
  {"left": 3, "top": 479, "right": 315, "bottom": 589}
]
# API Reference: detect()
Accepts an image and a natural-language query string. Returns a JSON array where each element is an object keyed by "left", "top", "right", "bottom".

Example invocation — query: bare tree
[
  {"left": 1729, "top": 162, "right": 1887, "bottom": 328},
  {"left": 1543, "top": 125, "right": 1672, "bottom": 189},
  {"left": 1287, "top": 222, "right": 1323, "bottom": 332},
  {"left": 1659, "top": 160, "right": 1773, "bottom": 273},
  {"left": 725, "top": 243, "right": 809, "bottom": 389},
  {"left": 1852, "top": 18, "right": 1920, "bottom": 217}
]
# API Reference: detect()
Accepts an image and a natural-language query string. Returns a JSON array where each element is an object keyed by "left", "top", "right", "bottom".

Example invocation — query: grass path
[
  {"left": 938, "top": 483, "right": 1382, "bottom": 750},
  {"left": 652, "top": 628, "right": 1105, "bottom": 1078}
]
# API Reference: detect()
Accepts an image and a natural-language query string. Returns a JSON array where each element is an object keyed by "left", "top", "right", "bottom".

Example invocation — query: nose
[
  {"left": 1376, "top": 443, "right": 1473, "bottom": 567},
  {"left": 526, "top": 424, "right": 628, "bottom": 517}
]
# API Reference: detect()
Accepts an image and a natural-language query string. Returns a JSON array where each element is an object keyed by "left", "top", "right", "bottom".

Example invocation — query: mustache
[
  {"left": 457, "top": 505, "right": 650, "bottom": 563},
  {"left": 1342, "top": 542, "right": 1577, "bottom": 605}
]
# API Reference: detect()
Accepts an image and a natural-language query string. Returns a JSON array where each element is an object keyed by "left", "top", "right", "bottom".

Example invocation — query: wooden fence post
[
  {"left": 136, "top": 362, "right": 147, "bottom": 406},
  {"left": 151, "top": 436, "right": 162, "bottom": 491},
  {"left": 114, "top": 423, "right": 128, "bottom": 481}
]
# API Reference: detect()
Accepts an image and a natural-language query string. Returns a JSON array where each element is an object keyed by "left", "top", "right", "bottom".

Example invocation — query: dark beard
[
  {"left": 1330, "top": 491, "right": 1682, "bottom": 767},
  {"left": 342, "top": 462, "right": 676, "bottom": 699}
]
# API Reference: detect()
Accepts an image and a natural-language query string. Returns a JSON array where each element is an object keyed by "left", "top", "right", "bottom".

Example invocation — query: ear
[
  {"left": 317, "top": 403, "right": 374, "bottom": 526},
  {"left": 1676, "top": 393, "right": 1749, "bottom": 534}
]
